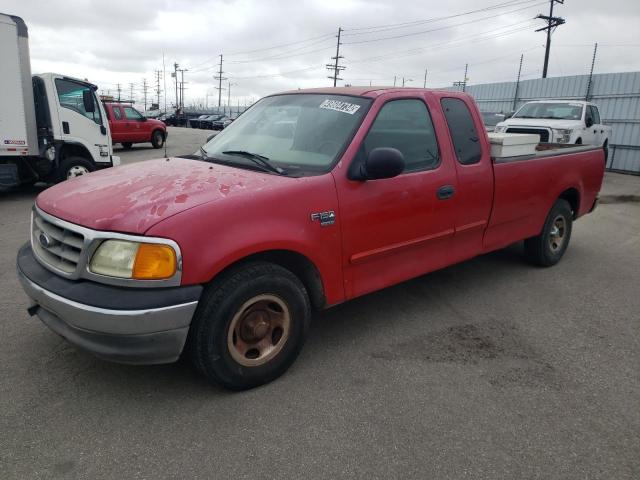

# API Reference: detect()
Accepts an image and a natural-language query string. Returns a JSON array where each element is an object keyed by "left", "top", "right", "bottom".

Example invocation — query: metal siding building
[{"left": 446, "top": 71, "right": 640, "bottom": 173}]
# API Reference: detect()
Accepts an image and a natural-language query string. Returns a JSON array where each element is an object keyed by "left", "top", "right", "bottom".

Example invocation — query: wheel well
[
  {"left": 575, "top": 138, "right": 582, "bottom": 145},
  {"left": 58, "top": 143, "right": 93, "bottom": 162},
  {"left": 559, "top": 188, "right": 580, "bottom": 218},
  {"left": 215, "top": 250, "right": 326, "bottom": 310},
  {"left": 153, "top": 128, "right": 166, "bottom": 139}
]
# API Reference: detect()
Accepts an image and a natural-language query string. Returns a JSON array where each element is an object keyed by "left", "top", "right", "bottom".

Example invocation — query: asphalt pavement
[{"left": 1, "top": 128, "right": 638, "bottom": 479}]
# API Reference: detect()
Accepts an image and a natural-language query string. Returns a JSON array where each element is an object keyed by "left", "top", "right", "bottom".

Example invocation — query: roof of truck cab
[{"left": 274, "top": 86, "right": 459, "bottom": 98}]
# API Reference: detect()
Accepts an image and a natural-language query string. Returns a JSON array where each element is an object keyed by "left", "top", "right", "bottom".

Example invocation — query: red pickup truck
[
  {"left": 103, "top": 102, "right": 166, "bottom": 150},
  {"left": 18, "top": 87, "right": 604, "bottom": 390}
]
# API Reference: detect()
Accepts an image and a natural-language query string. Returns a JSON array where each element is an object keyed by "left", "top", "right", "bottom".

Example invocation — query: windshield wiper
[{"left": 222, "top": 150, "right": 286, "bottom": 175}]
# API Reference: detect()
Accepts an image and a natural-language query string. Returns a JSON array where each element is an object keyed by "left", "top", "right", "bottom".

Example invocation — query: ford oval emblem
[{"left": 39, "top": 232, "right": 53, "bottom": 249}]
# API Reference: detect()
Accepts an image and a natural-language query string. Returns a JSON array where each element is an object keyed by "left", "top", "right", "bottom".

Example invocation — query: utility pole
[
  {"left": 585, "top": 42, "right": 598, "bottom": 101},
  {"left": 402, "top": 77, "right": 412, "bottom": 87},
  {"left": 142, "top": 78, "right": 149, "bottom": 111},
  {"left": 463, "top": 63, "right": 468, "bottom": 92},
  {"left": 116, "top": 83, "right": 121, "bottom": 101},
  {"left": 129, "top": 83, "right": 135, "bottom": 103},
  {"left": 393, "top": 75, "right": 396, "bottom": 87},
  {"left": 227, "top": 81, "right": 237, "bottom": 113},
  {"left": 177, "top": 68, "right": 187, "bottom": 108},
  {"left": 536, "top": 0, "right": 566, "bottom": 79},
  {"left": 326, "top": 27, "right": 345, "bottom": 86},
  {"left": 513, "top": 54, "right": 524, "bottom": 112},
  {"left": 173, "top": 62, "right": 179, "bottom": 110},
  {"left": 423, "top": 68, "right": 428, "bottom": 88},
  {"left": 214, "top": 55, "right": 227, "bottom": 108},
  {"left": 154, "top": 70, "right": 162, "bottom": 109}
]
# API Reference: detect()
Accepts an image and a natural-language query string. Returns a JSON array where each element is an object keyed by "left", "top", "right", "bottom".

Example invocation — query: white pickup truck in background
[{"left": 494, "top": 100, "right": 612, "bottom": 162}]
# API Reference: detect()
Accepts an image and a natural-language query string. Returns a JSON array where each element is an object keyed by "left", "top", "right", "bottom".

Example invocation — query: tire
[
  {"left": 57, "top": 157, "right": 95, "bottom": 182},
  {"left": 603, "top": 140, "right": 609, "bottom": 165},
  {"left": 188, "top": 262, "right": 311, "bottom": 390},
  {"left": 524, "top": 199, "right": 573, "bottom": 267},
  {"left": 151, "top": 130, "right": 165, "bottom": 149},
  {"left": 121, "top": 142, "right": 133, "bottom": 150},
  {"left": 575, "top": 138, "right": 582, "bottom": 145}
]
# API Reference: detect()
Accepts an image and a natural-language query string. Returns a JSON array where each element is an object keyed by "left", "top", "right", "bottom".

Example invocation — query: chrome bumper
[{"left": 17, "top": 244, "right": 200, "bottom": 365}]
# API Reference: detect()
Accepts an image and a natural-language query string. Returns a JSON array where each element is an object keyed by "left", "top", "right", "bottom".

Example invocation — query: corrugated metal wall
[{"left": 446, "top": 71, "right": 640, "bottom": 174}]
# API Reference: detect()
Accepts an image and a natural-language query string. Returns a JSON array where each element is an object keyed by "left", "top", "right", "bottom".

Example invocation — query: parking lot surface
[{"left": 1, "top": 129, "right": 639, "bottom": 479}]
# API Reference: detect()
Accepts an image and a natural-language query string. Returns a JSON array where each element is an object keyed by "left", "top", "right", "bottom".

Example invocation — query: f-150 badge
[{"left": 310, "top": 211, "right": 336, "bottom": 226}]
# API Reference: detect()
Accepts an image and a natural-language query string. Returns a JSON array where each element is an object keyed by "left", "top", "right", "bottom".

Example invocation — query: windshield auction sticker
[{"left": 319, "top": 99, "right": 361, "bottom": 115}]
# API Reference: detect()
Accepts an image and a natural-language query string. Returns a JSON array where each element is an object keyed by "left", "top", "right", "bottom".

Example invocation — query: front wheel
[
  {"left": 524, "top": 199, "right": 573, "bottom": 267},
  {"left": 57, "top": 157, "right": 95, "bottom": 182},
  {"left": 188, "top": 262, "right": 311, "bottom": 390},
  {"left": 121, "top": 142, "right": 133, "bottom": 150}
]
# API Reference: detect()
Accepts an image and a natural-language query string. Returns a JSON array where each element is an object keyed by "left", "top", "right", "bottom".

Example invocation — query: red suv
[{"left": 104, "top": 102, "right": 167, "bottom": 150}]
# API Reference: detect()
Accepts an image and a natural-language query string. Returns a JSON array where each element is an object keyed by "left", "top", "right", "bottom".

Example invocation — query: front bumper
[{"left": 17, "top": 243, "right": 202, "bottom": 364}]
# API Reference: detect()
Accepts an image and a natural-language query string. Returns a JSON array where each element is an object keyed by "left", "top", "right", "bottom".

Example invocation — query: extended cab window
[
  {"left": 55, "top": 78, "right": 102, "bottom": 125},
  {"left": 112, "top": 106, "right": 122, "bottom": 120},
  {"left": 441, "top": 98, "right": 482, "bottom": 165},
  {"left": 361, "top": 99, "right": 439, "bottom": 172},
  {"left": 589, "top": 105, "right": 601, "bottom": 125},
  {"left": 124, "top": 107, "right": 143, "bottom": 120}
]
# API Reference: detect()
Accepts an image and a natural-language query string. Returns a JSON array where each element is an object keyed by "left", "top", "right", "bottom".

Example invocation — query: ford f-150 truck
[
  {"left": 103, "top": 102, "right": 166, "bottom": 150},
  {"left": 17, "top": 87, "right": 605, "bottom": 390},
  {"left": 494, "top": 100, "right": 612, "bottom": 162}
]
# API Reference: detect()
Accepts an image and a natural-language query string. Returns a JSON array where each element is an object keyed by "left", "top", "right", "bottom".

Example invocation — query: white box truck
[{"left": 0, "top": 13, "right": 119, "bottom": 188}]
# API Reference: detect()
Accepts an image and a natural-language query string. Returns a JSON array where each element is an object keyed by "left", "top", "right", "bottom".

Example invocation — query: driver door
[
  {"left": 123, "top": 106, "right": 145, "bottom": 142},
  {"left": 335, "top": 94, "right": 457, "bottom": 299}
]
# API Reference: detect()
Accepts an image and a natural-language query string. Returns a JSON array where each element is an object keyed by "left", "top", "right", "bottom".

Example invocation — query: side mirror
[
  {"left": 83, "top": 90, "right": 95, "bottom": 113},
  {"left": 585, "top": 117, "right": 593, "bottom": 128},
  {"left": 350, "top": 147, "right": 405, "bottom": 181},
  {"left": 140, "top": 116, "right": 147, "bottom": 121}
]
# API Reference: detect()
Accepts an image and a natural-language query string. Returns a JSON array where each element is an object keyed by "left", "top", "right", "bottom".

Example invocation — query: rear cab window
[
  {"left": 440, "top": 97, "right": 482, "bottom": 165},
  {"left": 112, "top": 106, "right": 122, "bottom": 120}
]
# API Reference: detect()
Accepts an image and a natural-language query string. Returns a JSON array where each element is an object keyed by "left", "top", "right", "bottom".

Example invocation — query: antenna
[{"left": 163, "top": 53, "right": 168, "bottom": 158}]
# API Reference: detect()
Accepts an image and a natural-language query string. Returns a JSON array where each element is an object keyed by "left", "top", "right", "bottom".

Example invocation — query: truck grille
[
  {"left": 31, "top": 209, "right": 85, "bottom": 275},
  {"left": 506, "top": 127, "right": 550, "bottom": 143}
]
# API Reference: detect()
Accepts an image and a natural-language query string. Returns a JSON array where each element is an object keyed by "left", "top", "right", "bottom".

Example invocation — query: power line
[
  {"left": 536, "top": 0, "right": 566, "bottom": 78},
  {"left": 343, "top": 0, "right": 537, "bottom": 32},
  {"left": 342, "top": 1, "right": 546, "bottom": 45}
]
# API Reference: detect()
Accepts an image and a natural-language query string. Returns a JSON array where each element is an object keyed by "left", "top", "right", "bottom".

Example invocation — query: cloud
[{"left": 4, "top": 0, "right": 640, "bottom": 110}]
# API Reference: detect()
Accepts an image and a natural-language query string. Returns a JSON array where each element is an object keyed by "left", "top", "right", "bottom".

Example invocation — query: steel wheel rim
[
  {"left": 67, "top": 165, "right": 89, "bottom": 179},
  {"left": 227, "top": 294, "right": 291, "bottom": 367},
  {"left": 548, "top": 215, "right": 566, "bottom": 253}
]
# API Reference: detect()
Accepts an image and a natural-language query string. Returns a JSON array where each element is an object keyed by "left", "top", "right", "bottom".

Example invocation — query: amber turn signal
[{"left": 132, "top": 243, "right": 177, "bottom": 280}]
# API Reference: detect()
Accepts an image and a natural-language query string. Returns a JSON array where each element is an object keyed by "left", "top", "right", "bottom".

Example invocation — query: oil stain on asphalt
[{"left": 372, "top": 320, "right": 563, "bottom": 390}]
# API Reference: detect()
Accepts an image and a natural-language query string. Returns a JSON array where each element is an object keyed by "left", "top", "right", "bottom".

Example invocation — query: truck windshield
[
  {"left": 513, "top": 102, "right": 583, "bottom": 120},
  {"left": 200, "top": 94, "right": 371, "bottom": 176}
]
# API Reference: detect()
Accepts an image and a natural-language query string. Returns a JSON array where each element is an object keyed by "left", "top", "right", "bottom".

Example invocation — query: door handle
[{"left": 437, "top": 185, "right": 455, "bottom": 200}]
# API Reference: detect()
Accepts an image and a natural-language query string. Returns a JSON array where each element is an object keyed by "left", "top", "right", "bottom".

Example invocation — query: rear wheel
[
  {"left": 524, "top": 199, "right": 573, "bottom": 267},
  {"left": 121, "top": 142, "right": 133, "bottom": 150},
  {"left": 57, "top": 157, "right": 95, "bottom": 182},
  {"left": 188, "top": 262, "right": 311, "bottom": 390},
  {"left": 151, "top": 130, "right": 165, "bottom": 149},
  {"left": 603, "top": 140, "right": 609, "bottom": 164}
]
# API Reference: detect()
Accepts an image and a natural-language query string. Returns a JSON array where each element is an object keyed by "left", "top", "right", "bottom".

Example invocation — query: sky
[{"left": 4, "top": 0, "right": 640, "bottom": 111}]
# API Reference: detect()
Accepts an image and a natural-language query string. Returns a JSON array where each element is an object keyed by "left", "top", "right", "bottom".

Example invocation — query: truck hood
[
  {"left": 498, "top": 118, "right": 582, "bottom": 129},
  {"left": 36, "top": 157, "right": 290, "bottom": 234}
]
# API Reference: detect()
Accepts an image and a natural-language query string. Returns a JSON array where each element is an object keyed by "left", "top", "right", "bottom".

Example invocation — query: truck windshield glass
[
  {"left": 54, "top": 78, "right": 102, "bottom": 125},
  {"left": 513, "top": 102, "right": 583, "bottom": 120},
  {"left": 201, "top": 94, "right": 371, "bottom": 175}
]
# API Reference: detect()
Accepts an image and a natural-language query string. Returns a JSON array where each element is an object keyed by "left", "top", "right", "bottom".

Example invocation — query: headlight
[
  {"left": 494, "top": 125, "right": 507, "bottom": 133},
  {"left": 89, "top": 240, "right": 177, "bottom": 280},
  {"left": 552, "top": 129, "right": 572, "bottom": 143}
]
